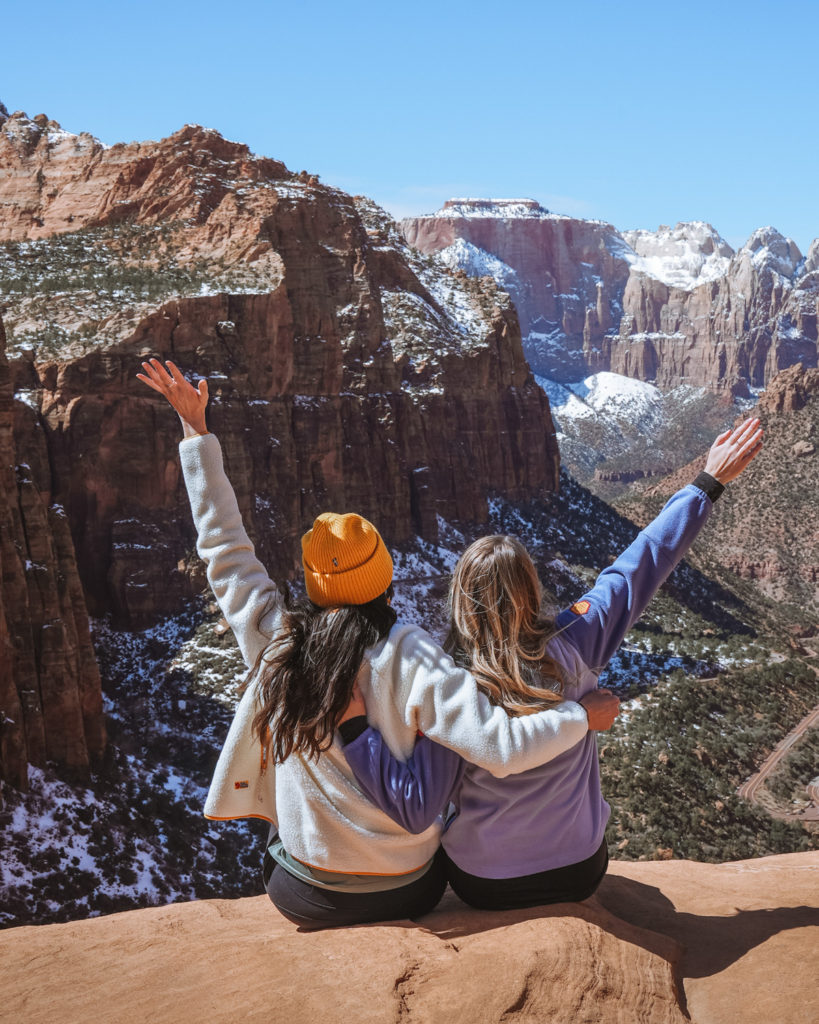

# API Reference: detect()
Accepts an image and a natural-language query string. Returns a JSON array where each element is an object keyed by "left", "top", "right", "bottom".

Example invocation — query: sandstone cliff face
[
  {"left": 0, "top": 313, "right": 106, "bottom": 790},
  {"left": 404, "top": 199, "right": 631, "bottom": 382},
  {"left": 404, "top": 205, "right": 819, "bottom": 392},
  {"left": 0, "top": 113, "right": 559, "bottom": 633},
  {"left": 0, "top": 107, "right": 290, "bottom": 245}
]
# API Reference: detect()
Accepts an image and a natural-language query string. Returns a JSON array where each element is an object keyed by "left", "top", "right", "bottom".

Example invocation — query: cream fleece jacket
[{"left": 179, "top": 432, "right": 589, "bottom": 876}]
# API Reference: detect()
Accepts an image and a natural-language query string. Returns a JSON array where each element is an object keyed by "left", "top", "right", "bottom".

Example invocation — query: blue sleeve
[
  {"left": 555, "top": 483, "right": 713, "bottom": 671},
  {"left": 343, "top": 727, "right": 466, "bottom": 834}
]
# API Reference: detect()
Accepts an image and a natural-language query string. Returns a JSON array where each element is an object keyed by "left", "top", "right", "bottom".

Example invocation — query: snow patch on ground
[
  {"left": 537, "top": 371, "right": 666, "bottom": 433},
  {"left": 437, "top": 238, "right": 520, "bottom": 294}
]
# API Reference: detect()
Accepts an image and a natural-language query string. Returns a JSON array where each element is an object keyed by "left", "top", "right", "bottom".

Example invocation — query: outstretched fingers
[
  {"left": 730, "top": 417, "right": 761, "bottom": 445},
  {"left": 136, "top": 358, "right": 172, "bottom": 393},
  {"left": 739, "top": 425, "right": 764, "bottom": 452},
  {"left": 147, "top": 357, "right": 177, "bottom": 388},
  {"left": 165, "top": 359, "right": 189, "bottom": 387},
  {"left": 135, "top": 370, "right": 161, "bottom": 393}
]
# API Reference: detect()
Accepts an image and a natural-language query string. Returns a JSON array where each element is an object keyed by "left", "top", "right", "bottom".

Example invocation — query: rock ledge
[{"left": 1, "top": 852, "right": 816, "bottom": 1024}]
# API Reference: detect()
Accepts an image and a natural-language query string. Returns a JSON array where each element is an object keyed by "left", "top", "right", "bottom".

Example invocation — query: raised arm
[
  {"left": 136, "top": 359, "right": 283, "bottom": 668},
  {"left": 556, "top": 417, "right": 763, "bottom": 671}
]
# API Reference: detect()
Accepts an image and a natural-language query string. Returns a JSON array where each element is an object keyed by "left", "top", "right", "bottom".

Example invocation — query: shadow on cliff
[
  {"left": 411, "top": 879, "right": 818, "bottom": 1018},
  {"left": 595, "top": 873, "right": 818, "bottom": 980}
]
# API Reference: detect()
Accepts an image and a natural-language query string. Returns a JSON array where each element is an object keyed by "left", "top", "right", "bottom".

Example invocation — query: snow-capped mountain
[
  {"left": 621, "top": 222, "right": 734, "bottom": 290},
  {"left": 403, "top": 203, "right": 816, "bottom": 392},
  {"left": 535, "top": 370, "right": 751, "bottom": 496}
]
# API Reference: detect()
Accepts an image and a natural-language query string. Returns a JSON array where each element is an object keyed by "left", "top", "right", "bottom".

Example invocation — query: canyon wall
[
  {"left": 0, "top": 313, "right": 106, "bottom": 791},
  {"left": 404, "top": 204, "right": 819, "bottom": 391},
  {"left": 0, "top": 111, "right": 559, "bottom": 677}
]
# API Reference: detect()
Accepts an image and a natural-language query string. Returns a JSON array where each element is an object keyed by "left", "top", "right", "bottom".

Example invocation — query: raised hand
[
  {"left": 704, "top": 417, "right": 764, "bottom": 484},
  {"left": 579, "top": 688, "right": 620, "bottom": 731},
  {"left": 136, "top": 358, "right": 209, "bottom": 436}
]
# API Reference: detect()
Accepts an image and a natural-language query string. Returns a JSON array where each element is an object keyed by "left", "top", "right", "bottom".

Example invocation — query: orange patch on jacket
[{"left": 570, "top": 600, "right": 591, "bottom": 615}]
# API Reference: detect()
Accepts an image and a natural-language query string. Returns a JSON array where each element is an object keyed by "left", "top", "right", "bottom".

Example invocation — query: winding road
[{"left": 737, "top": 638, "right": 819, "bottom": 821}]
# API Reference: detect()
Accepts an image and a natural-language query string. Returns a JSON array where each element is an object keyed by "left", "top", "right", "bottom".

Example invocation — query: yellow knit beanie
[{"left": 301, "top": 512, "right": 393, "bottom": 607}]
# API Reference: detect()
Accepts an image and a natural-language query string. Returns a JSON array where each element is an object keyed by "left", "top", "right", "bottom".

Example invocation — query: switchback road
[{"left": 737, "top": 638, "right": 819, "bottom": 821}]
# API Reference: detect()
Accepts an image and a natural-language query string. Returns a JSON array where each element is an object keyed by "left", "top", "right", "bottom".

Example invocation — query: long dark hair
[{"left": 247, "top": 585, "right": 396, "bottom": 764}]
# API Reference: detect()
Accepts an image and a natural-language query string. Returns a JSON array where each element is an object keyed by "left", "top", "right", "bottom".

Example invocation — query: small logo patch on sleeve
[
  {"left": 570, "top": 600, "right": 591, "bottom": 615},
  {"left": 234, "top": 780, "right": 249, "bottom": 789}
]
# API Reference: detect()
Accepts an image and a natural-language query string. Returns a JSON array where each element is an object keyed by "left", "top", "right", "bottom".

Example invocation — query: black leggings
[
  {"left": 263, "top": 847, "right": 448, "bottom": 930},
  {"left": 443, "top": 838, "right": 609, "bottom": 911}
]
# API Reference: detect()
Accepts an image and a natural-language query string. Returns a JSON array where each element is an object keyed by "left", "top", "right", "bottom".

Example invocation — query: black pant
[
  {"left": 263, "top": 847, "right": 448, "bottom": 930},
  {"left": 443, "top": 838, "right": 609, "bottom": 911}
]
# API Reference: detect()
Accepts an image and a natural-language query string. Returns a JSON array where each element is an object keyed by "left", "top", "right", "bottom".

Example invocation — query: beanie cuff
[{"left": 302, "top": 515, "right": 393, "bottom": 606}]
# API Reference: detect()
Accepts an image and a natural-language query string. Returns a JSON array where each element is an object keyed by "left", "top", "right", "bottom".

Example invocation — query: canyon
[
  {"left": 0, "top": 109, "right": 558, "bottom": 791},
  {"left": 1, "top": 106, "right": 816, "bottom": 944}
]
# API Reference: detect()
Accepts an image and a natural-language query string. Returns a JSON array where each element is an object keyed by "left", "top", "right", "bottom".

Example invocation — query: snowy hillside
[
  {"left": 539, "top": 372, "right": 666, "bottom": 432},
  {"left": 536, "top": 370, "right": 753, "bottom": 497},
  {"left": 621, "top": 222, "right": 734, "bottom": 291},
  {"left": 436, "top": 237, "right": 522, "bottom": 296},
  {"left": 740, "top": 226, "right": 803, "bottom": 281}
]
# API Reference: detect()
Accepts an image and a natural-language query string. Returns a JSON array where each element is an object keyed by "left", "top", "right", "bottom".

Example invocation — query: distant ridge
[{"left": 403, "top": 199, "right": 817, "bottom": 391}]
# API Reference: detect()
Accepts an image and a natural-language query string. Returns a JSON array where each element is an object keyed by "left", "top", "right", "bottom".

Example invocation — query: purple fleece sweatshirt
[{"left": 341, "top": 479, "right": 718, "bottom": 878}]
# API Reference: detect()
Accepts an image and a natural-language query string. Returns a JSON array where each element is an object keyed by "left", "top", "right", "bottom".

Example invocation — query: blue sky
[{"left": 5, "top": 0, "right": 819, "bottom": 251}]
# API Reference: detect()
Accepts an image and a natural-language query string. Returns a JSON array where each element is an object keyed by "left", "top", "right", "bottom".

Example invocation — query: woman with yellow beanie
[{"left": 136, "top": 358, "right": 619, "bottom": 928}]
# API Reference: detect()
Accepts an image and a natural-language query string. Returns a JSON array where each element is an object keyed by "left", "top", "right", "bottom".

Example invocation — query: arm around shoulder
[{"left": 397, "top": 629, "right": 588, "bottom": 778}]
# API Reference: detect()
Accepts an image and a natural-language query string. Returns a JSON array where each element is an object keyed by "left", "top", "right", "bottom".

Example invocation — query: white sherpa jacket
[{"left": 180, "top": 432, "right": 589, "bottom": 876}]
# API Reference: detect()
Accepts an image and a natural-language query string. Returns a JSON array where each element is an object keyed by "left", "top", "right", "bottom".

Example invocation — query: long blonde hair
[{"left": 445, "top": 535, "right": 563, "bottom": 716}]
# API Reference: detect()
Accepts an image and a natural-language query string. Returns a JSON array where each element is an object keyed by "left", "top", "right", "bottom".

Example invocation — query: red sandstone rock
[
  {"left": 0, "top": 852, "right": 815, "bottom": 1024},
  {"left": 0, "top": 314, "right": 106, "bottom": 791},
  {"left": 0, "top": 115, "right": 560, "bottom": 634},
  {"left": 640, "top": 362, "right": 819, "bottom": 605},
  {"left": 404, "top": 200, "right": 630, "bottom": 383}
]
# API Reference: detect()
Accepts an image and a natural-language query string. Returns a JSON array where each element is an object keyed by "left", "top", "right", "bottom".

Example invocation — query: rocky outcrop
[
  {"left": 0, "top": 113, "right": 559, "bottom": 632},
  {"left": 2, "top": 851, "right": 816, "bottom": 1024},
  {"left": 404, "top": 199, "right": 631, "bottom": 382},
  {"left": 403, "top": 206, "right": 819, "bottom": 392},
  {"left": 0, "top": 314, "right": 106, "bottom": 791},
  {"left": 604, "top": 227, "right": 817, "bottom": 393},
  {"left": 757, "top": 360, "right": 819, "bottom": 414},
  {"left": 0, "top": 109, "right": 290, "bottom": 246}
]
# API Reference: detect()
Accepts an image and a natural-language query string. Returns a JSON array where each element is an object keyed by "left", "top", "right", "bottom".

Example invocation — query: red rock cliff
[
  {"left": 0, "top": 312, "right": 106, "bottom": 791},
  {"left": 0, "top": 113, "right": 559, "bottom": 633},
  {"left": 403, "top": 205, "right": 819, "bottom": 392},
  {"left": 641, "top": 362, "right": 819, "bottom": 606},
  {"left": 404, "top": 199, "right": 630, "bottom": 382}
]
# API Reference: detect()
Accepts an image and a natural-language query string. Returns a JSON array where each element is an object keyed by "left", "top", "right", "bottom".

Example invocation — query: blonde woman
[
  {"left": 339, "top": 419, "right": 763, "bottom": 908},
  {"left": 136, "top": 358, "right": 620, "bottom": 928}
]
